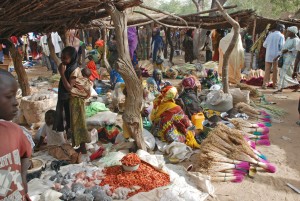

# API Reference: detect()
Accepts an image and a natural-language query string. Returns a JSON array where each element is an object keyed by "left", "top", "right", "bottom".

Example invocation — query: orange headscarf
[{"left": 87, "top": 60, "right": 100, "bottom": 81}]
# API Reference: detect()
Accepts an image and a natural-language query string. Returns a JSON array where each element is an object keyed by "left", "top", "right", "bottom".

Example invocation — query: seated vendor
[
  {"left": 35, "top": 110, "right": 81, "bottom": 164},
  {"left": 150, "top": 86, "right": 198, "bottom": 147},
  {"left": 147, "top": 69, "right": 165, "bottom": 92},
  {"left": 177, "top": 77, "right": 203, "bottom": 119},
  {"left": 110, "top": 69, "right": 124, "bottom": 90},
  {"left": 86, "top": 55, "right": 100, "bottom": 86}
]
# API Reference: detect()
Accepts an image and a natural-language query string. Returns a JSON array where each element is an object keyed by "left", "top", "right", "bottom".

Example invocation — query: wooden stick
[
  {"left": 179, "top": 5, "right": 237, "bottom": 17},
  {"left": 139, "top": 4, "right": 188, "bottom": 26},
  {"left": 133, "top": 11, "right": 191, "bottom": 29},
  {"left": 215, "top": 0, "right": 240, "bottom": 93}
]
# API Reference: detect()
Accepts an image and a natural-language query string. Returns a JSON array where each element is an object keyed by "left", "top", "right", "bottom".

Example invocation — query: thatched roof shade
[
  {"left": 174, "top": 9, "right": 256, "bottom": 29},
  {"left": 248, "top": 15, "right": 300, "bottom": 34},
  {"left": 0, "top": 0, "right": 142, "bottom": 37},
  {"left": 100, "top": 9, "right": 256, "bottom": 30}
]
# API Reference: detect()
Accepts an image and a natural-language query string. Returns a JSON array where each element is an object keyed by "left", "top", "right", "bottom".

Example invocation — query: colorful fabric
[
  {"left": 201, "top": 69, "right": 220, "bottom": 89},
  {"left": 110, "top": 69, "right": 124, "bottom": 88},
  {"left": 85, "top": 102, "right": 109, "bottom": 117},
  {"left": 182, "top": 77, "right": 196, "bottom": 89},
  {"left": 95, "top": 40, "right": 104, "bottom": 47},
  {"left": 87, "top": 60, "right": 100, "bottom": 81},
  {"left": 0, "top": 121, "right": 32, "bottom": 200},
  {"left": 98, "top": 125, "right": 122, "bottom": 142},
  {"left": 178, "top": 88, "right": 202, "bottom": 119},
  {"left": 153, "top": 86, "right": 177, "bottom": 110},
  {"left": 151, "top": 86, "right": 191, "bottom": 143},
  {"left": 70, "top": 96, "right": 91, "bottom": 147},
  {"left": 128, "top": 27, "right": 138, "bottom": 59}
]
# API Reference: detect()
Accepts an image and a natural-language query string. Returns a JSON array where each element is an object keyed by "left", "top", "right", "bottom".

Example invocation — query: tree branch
[
  {"left": 139, "top": 4, "right": 188, "bottom": 26},
  {"left": 215, "top": 0, "right": 240, "bottom": 93},
  {"left": 133, "top": 11, "right": 192, "bottom": 29}
]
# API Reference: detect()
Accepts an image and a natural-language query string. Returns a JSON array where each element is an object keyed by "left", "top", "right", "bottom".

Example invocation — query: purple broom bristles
[
  {"left": 232, "top": 174, "right": 245, "bottom": 183},
  {"left": 260, "top": 118, "right": 271, "bottom": 123},
  {"left": 236, "top": 162, "right": 250, "bottom": 170},
  {"left": 256, "top": 139, "right": 271, "bottom": 146},
  {"left": 266, "top": 163, "right": 276, "bottom": 173},
  {"left": 233, "top": 169, "right": 248, "bottom": 176}
]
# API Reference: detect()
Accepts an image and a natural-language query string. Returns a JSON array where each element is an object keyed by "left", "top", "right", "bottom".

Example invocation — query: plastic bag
[
  {"left": 86, "top": 111, "right": 118, "bottom": 126},
  {"left": 206, "top": 90, "right": 233, "bottom": 112},
  {"left": 142, "top": 129, "right": 155, "bottom": 151},
  {"left": 229, "top": 88, "right": 250, "bottom": 105}
]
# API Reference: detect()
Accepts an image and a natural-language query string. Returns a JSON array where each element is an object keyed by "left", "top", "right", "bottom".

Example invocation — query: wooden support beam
[
  {"left": 104, "top": 2, "right": 147, "bottom": 151},
  {"left": 250, "top": 18, "right": 257, "bottom": 70},
  {"left": 179, "top": 5, "right": 237, "bottom": 17},
  {"left": 215, "top": 0, "right": 240, "bottom": 93},
  {"left": 7, "top": 40, "right": 30, "bottom": 96}
]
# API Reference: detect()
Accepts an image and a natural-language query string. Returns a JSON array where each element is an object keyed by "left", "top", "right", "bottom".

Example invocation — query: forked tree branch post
[
  {"left": 7, "top": 40, "right": 31, "bottom": 96},
  {"left": 215, "top": 0, "right": 240, "bottom": 93},
  {"left": 104, "top": 2, "right": 147, "bottom": 151}
]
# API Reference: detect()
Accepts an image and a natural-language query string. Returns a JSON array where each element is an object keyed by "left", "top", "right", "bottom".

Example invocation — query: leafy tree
[{"left": 226, "top": 0, "right": 300, "bottom": 18}]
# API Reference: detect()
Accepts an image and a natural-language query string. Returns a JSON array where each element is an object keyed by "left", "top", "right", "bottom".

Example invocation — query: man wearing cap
[{"left": 262, "top": 24, "right": 285, "bottom": 89}]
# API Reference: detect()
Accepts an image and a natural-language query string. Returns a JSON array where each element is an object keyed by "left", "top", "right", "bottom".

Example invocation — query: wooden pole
[
  {"left": 104, "top": 2, "right": 147, "bottom": 151},
  {"left": 146, "top": 24, "right": 152, "bottom": 59},
  {"left": 103, "top": 27, "right": 112, "bottom": 72},
  {"left": 8, "top": 40, "right": 31, "bottom": 96},
  {"left": 215, "top": 0, "right": 240, "bottom": 93},
  {"left": 250, "top": 18, "right": 257, "bottom": 70}
]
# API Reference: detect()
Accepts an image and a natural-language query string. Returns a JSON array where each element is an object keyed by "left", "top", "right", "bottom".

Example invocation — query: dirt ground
[{"left": 23, "top": 61, "right": 300, "bottom": 201}]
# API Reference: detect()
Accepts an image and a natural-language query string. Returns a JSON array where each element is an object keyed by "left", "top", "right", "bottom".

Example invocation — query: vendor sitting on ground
[
  {"left": 36, "top": 110, "right": 81, "bottom": 164},
  {"left": 150, "top": 86, "right": 198, "bottom": 146},
  {"left": 86, "top": 55, "right": 100, "bottom": 86},
  {"left": 177, "top": 77, "right": 203, "bottom": 119},
  {"left": 147, "top": 69, "right": 165, "bottom": 92}
]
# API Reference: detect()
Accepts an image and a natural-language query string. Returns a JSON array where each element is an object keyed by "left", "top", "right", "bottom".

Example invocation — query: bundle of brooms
[
  {"left": 196, "top": 124, "right": 276, "bottom": 183},
  {"left": 229, "top": 118, "right": 271, "bottom": 146},
  {"left": 236, "top": 83, "right": 261, "bottom": 98},
  {"left": 236, "top": 102, "right": 272, "bottom": 124}
]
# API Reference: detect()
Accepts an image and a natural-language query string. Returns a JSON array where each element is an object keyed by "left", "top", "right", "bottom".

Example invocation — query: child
[
  {"left": 70, "top": 68, "right": 92, "bottom": 99},
  {"left": 0, "top": 69, "right": 32, "bottom": 200},
  {"left": 55, "top": 46, "right": 91, "bottom": 154},
  {"left": 86, "top": 55, "right": 100, "bottom": 85},
  {"left": 36, "top": 110, "right": 81, "bottom": 163}
]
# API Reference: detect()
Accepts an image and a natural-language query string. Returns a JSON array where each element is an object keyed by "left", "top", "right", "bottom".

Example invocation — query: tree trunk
[
  {"left": 215, "top": 0, "right": 240, "bottom": 93},
  {"left": 47, "top": 35, "right": 61, "bottom": 67},
  {"left": 105, "top": 3, "right": 146, "bottom": 151},
  {"left": 80, "top": 30, "right": 86, "bottom": 67},
  {"left": 103, "top": 27, "right": 112, "bottom": 72},
  {"left": 163, "top": 27, "right": 168, "bottom": 59},
  {"left": 166, "top": 28, "right": 174, "bottom": 64},
  {"left": 8, "top": 41, "right": 30, "bottom": 96},
  {"left": 146, "top": 24, "right": 152, "bottom": 59},
  {"left": 211, "top": 0, "right": 227, "bottom": 10}
]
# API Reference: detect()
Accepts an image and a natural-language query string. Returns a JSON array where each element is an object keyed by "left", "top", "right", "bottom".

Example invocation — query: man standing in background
[{"left": 262, "top": 24, "right": 285, "bottom": 89}]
